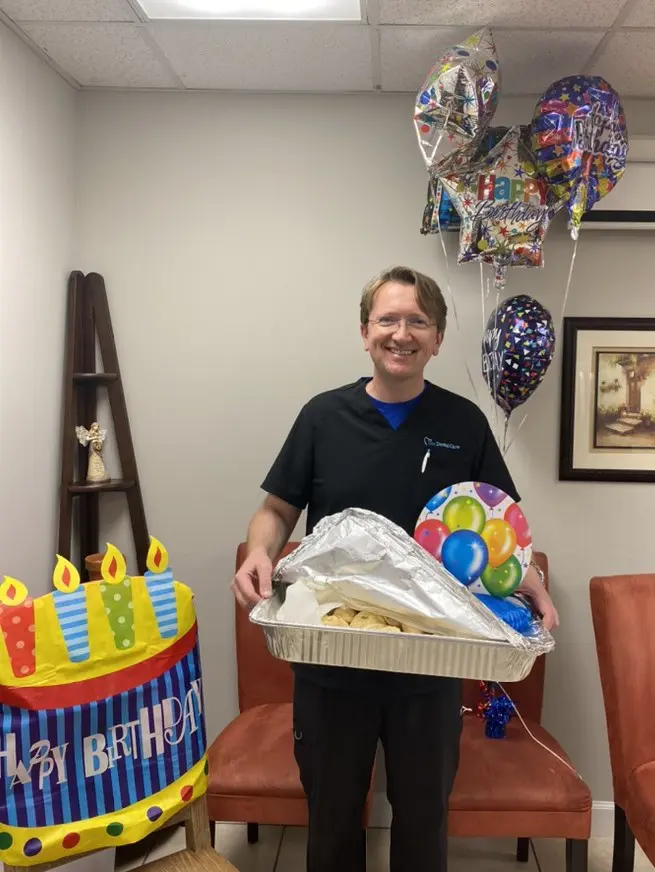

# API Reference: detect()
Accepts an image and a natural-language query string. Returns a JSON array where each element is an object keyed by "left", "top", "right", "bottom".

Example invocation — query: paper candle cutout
[
  {"left": 145, "top": 536, "right": 178, "bottom": 638},
  {"left": 100, "top": 544, "right": 135, "bottom": 649},
  {"left": 0, "top": 576, "right": 36, "bottom": 677},
  {"left": 52, "top": 555, "right": 90, "bottom": 662}
]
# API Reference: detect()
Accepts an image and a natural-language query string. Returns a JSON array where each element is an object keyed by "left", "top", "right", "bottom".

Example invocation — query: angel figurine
[{"left": 75, "top": 422, "right": 110, "bottom": 483}]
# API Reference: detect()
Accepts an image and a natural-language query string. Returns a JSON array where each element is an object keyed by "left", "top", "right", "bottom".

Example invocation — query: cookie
[
  {"left": 350, "top": 612, "right": 386, "bottom": 630},
  {"left": 332, "top": 606, "right": 357, "bottom": 624},
  {"left": 321, "top": 614, "right": 350, "bottom": 628}
]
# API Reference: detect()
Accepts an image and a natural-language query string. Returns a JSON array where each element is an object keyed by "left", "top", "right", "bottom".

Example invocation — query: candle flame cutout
[
  {"left": 53, "top": 555, "right": 81, "bottom": 594},
  {"left": 0, "top": 576, "right": 28, "bottom": 607},
  {"left": 101, "top": 544, "right": 127, "bottom": 585},
  {"left": 146, "top": 536, "right": 169, "bottom": 574}
]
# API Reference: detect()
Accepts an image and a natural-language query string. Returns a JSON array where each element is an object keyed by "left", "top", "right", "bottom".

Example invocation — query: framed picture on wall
[{"left": 559, "top": 317, "right": 655, "bottom": 482}]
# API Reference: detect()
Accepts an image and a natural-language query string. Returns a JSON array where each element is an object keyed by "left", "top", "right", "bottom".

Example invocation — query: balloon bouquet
[{"left": 414, "top": 28, "right": 629, "bottom": 449}]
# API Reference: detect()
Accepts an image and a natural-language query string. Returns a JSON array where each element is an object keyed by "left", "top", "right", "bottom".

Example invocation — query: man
[{"left": 231, "top": 266, "right": 558, "bottom": 872}]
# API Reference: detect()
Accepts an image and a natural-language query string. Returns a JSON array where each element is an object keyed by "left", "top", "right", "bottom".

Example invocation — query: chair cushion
[
  {"left": 207, "top": 703, "right": 305, "bottom": 799},
  {"left": 451, "top": 716, "right": 592, "bottom": 813},
  {"left": 626, "top": 761, "right": 655, "bottom": 864}
]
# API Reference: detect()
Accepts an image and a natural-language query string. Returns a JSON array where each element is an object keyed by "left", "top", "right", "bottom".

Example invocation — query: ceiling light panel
[{"left": 136, "top": 0, "right": 362, "bottom": 20}]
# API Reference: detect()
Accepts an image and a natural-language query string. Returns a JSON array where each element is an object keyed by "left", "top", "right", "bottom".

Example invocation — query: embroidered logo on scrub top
[{"left": 424, "top": 436, "right": 460, "bottom": 451}]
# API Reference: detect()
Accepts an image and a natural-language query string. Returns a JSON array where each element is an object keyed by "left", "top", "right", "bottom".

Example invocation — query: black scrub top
[{"left": 262, "top": 378, "right": 520, "bottom": 696}]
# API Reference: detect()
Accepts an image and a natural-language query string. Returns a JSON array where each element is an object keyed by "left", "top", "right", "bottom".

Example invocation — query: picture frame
[{"left": 559, "top": 317, "right": 655, "bottom": 482}]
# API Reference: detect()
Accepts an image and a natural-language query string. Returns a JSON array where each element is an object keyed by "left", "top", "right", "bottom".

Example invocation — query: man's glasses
[{"left": 368, "top": 316, "right": 435, "bottom": 332}]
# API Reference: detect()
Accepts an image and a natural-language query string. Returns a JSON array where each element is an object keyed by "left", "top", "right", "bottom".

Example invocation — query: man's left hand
[{"left": 517, "top": 564, "right": 560, "bottom": 631}]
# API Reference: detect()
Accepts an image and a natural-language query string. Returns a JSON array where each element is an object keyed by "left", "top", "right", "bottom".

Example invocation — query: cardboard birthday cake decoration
[{"left": 0, "top": 538, "right": 207, "bottom": 867}]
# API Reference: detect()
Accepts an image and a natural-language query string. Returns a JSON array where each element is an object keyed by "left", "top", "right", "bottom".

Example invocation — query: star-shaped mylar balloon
[
  {"left": 440, "top": 126, "right": 563, "bottom": 287},
  {"left": 414, "top": 27, "right": 501, "bottom": 172}
]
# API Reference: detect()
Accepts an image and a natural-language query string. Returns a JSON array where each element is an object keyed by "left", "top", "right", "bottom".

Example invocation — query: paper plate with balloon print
[{"left": 414, "top": 481, "right": 532, "bottom": 598}]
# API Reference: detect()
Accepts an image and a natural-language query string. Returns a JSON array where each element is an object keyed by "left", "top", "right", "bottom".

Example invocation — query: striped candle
[
  {"left": 52, "top": 556, "right": 90, "bottom": 663},
  {"left": 144, "top": 537, "right": 178, "bottom": 639}
]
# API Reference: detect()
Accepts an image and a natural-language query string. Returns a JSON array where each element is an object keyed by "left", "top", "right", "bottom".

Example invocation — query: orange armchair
[
  {"left": 590, "top": 574, "right": 655, "bottom": 871},
  {"left": 452, "top": 553, "right": 591, "bottom": 872},
  {"left": 205, "top": 543, "right": 373, "bottom": 844}
]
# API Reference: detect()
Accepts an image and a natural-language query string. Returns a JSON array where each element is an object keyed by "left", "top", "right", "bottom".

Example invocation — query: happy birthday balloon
[
  {"left": 531, "top": 75, "right": 628, "bottom": 239},
  {"left": 421, "top": 178, "right": 461, "bottom": 234},
  {"left": 414, "top": 28, "right": 501, "bottom": 172},
  {"left": 440, "top": 126, "right": 563, "bottom": 288},
  {"left": 481, "top": 294, "right": 555, "bottom": 415},
  {"left": 421, "top": 127, "right": 510, "bottom": 236}
]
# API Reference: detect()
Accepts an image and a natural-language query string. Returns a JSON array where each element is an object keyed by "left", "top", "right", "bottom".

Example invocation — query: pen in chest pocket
[{"left": 421, "top": 447, "right": 430, "bottom": 473}]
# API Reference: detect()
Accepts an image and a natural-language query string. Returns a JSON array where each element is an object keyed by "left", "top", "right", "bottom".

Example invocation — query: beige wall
[
  {"left": 0, "top": 25, "right": 76, "bottom": 594},
  {"left": 72, "top": 88, "right": 655, "bottom": 806}
]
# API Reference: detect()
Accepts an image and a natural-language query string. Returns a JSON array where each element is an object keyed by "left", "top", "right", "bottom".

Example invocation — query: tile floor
[{"left": 115, "top": 823, "right": 654, "bottom": 871}]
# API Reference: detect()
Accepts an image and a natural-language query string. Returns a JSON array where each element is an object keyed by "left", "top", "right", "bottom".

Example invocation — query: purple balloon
[
  {"left": 531, "top": 75, "right": 628, "bottom": 239},
  {"left": 481, "top": 294, "right": 555, "bottom": 415},
  {"left": 474, "top": 482, "right": 507, "bottom": 508}
]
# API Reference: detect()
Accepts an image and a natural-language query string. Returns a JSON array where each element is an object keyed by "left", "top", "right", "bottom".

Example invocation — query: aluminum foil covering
[
  {"left": 271, "top": 508, "right": 554, "bottom": 656},
  {"left": 251, "top": 590, "right": 541, "bottom": 682}
]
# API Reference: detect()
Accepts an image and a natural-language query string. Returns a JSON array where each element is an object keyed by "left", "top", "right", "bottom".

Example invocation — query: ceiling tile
[
  {"left": 379, "top": 0, "right": 619, "bottom": 28},
  {"left": 0, "top": 0, "right": 139, "bottom": 22},
  {"left": 21, "top": 23, "right": 180, "bottom": 87},
  {"left": 624, "top": 0, "right": 655, "bottom": 26},
  {"left": 589, "top": 31, "right": 655, "bottom": 97},
  {"left": 493, "top": 29, "right": 604, "bottom": 95},
  {"left": 380, "top": 26, "right": 472, "bottom": 91},
  {"left": 148, "top": 21, "right": 372, "bottom": 90},
  {"left": 380, "top": 27, "right": 603, "bottom": 95}
]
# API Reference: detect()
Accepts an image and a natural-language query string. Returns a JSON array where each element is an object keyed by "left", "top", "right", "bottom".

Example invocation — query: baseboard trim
[
  {"left": 591, "top": 801, "right": 615, "bottom": 838},
  {"left": 370, "top": 795, "right": 615, "bottom": 838}
]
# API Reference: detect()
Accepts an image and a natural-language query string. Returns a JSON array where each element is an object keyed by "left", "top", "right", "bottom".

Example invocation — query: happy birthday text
[{"left": 0, "top": 680, "right": 202, "bottom": 790}]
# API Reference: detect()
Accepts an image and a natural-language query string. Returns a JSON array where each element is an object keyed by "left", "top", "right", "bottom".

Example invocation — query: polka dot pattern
[
  {"left": 147, "top": 806, "right": 163, "bottom": 822},
  {"left": 0, "top": 831, "right": 13, "bottom": 850},
  {"left": 62, "top": 832, "right": 80, "bottom": 849},
  {"left": 100, "top": 581, "right": 135, "bottom": 650},
  {"left": 180, "top": 785, "right": 193, "bottom": 802},
  {"left": 106, "top": 822, "right": 124, "bottom": 837},
  {"left": 0, "top": 599, "right": 36, "bottom": 678},
  {"left": 23, "top": 838, "right": 42, "bottom": 857}
]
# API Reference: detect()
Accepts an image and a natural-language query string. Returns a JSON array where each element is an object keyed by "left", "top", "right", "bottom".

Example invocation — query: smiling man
[{"left": 231, "top": 265, "right": 558, "bottom": 872}]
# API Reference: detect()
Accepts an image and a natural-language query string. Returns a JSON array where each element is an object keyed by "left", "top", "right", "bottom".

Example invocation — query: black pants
[{"left": 293, "top": 676, "right": 462, "bottom": 872}]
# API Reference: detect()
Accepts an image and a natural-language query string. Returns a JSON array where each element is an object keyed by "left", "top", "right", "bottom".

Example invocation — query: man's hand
[
  {"left": 230, "top": 495, "right": 301, "bottom": 611},
  {"left": 231, "top": 547, "right": 273, "bottom": 610},
  {"left": 517, "top": 564, "right": 560, "bottom": 631}
]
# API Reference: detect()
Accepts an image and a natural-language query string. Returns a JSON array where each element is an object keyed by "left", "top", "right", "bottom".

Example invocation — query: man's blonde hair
[{"left": 360, "top": 266, "right": 448, "bottom": 333}]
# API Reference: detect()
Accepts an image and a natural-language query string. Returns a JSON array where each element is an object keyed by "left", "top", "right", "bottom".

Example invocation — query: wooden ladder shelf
[{"left": 57, "top": 271, "right": 149, "bottom": 577}]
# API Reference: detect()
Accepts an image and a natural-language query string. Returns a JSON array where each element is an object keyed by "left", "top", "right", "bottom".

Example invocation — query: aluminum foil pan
[
  {"left": 250, "top": 589, "right": 541, "bottom": 682},
  {"left": 271, "top": 507, "right": 554, "bottom": 653},
  {"left": 249, "top": 507, "right": 554, "bottom": 681}
]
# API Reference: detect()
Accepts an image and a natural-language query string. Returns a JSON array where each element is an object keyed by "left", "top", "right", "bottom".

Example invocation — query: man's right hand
[{"left": 231, "top": 547, "right": 273, "bottom": 610}]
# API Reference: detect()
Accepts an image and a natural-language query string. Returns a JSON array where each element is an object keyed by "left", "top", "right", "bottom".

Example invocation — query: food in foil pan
[
  {"left": 272, "top": 507, "right": 554, "bottom": 656},
  {"left": 322, "top": 607, "right": 424, "bottom": 634}
]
